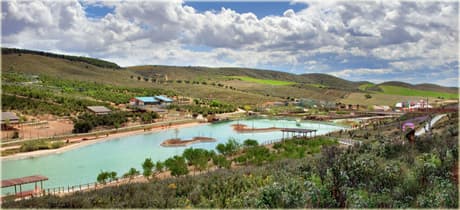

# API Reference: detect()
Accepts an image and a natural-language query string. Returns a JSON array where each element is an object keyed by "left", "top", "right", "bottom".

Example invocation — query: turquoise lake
[{"left": 1, "top": 118, "right": 345, "bottom": 195}]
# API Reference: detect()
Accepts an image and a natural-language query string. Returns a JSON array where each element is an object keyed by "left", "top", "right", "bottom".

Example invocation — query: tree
[
  {"left": 243, "top": 139, "right": 259, "bottom": 147},
  {"left": 72, "top": 120, "right": 93, "bottom": 133},
  {"left": 141, "top": 112, "right": 153, "bottom": 124},
  {"left": 97, "top": 171, "right": 110, "bottom": 184},
  {"left": 212, "top": 155, "right": 231, "bottom": 169},
  {"left": 123, "top": 168, "right": 140, "bottom": 181},
  {"left": 155, "top": 161, "right": 164, "bottom": 173},
  {"left": 109, "top": 171, "right": 117, "bottom": 182},
  {"left": 216, "top": 138, "right": 241, "bottom": 156},
  {"left": 243, "top": 105, "right": 252, "bottom": 114},
  {"left": 142, "top": 158, "right": 155, "bottom": 179},
  {"left": 183, "top": 148, "right": 210, "bottom": 174},
  {"left": 12, "top": 131, "right": 19, "bottom": 139},
  {"left": 165, "top": 155, "right": 189, "bottom": 177}
]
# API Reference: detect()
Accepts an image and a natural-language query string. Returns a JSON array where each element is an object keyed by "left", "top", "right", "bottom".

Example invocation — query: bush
[
  {"left": 12, "top": 131, "right": 19, "bottom": 139},
  {"left": 20, "top": 140, "right": 62, "bottom": 152}
]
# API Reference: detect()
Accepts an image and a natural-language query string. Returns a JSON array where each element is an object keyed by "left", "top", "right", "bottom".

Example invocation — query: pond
[{"left": 1, "top": 118, "right": 345, "bottom": 195}]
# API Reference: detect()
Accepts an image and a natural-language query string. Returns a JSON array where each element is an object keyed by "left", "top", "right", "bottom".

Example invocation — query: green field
[
  {"left": 358, "top": 83, "right": 375, "bottom": 91},
  {"left": 380, "top": 85, "right": 458, "bottom": 99},
  {"left": 228, "top": 76, "right": 296, "bottom": 86}
]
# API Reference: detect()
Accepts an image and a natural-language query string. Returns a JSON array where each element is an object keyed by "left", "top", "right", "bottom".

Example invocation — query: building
[
  {"left": 87, "top": 106, "right": 111, "bottom": 115},
  {"left": 395, "top": 100, "right": 432, "bottom": 112},
  {"left": 154, "top": 95, "right": 173, "bottom": 105},
  {"left": 1, "top": 112, "right": 19, "bottom": 124},
  {"left": 130, "top": 96, "right": 173, "bottom": 107},
  {"left": 373, "top": 105, "right": 391, "bottom": 112},
  {"left": 1, "top": 112, "right": 20, "bottom": 129},
  {"left": 130, "top": 97, "right": 159, "bottom": 106}
]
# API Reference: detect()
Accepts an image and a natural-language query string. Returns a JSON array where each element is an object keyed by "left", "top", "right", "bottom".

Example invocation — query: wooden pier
[{"left": 281, "top": 128, "right": 317, "bottom": 140}]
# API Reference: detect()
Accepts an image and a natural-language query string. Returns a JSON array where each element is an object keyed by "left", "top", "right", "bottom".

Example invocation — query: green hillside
[
  {"left": 227, "top": 76, "right": 296, "bottom": 86},
  {"left": 379, "top": 81, "right": 458, "bottom": 94},
  {"left": 300, "top": 73, "right": 361, "bottom": 90},
  {"left": 379, "top": 85, "right": 458, "bottom": 99},
  {"left": 358, "top": 83, "right": 375, "bottom": 91}
]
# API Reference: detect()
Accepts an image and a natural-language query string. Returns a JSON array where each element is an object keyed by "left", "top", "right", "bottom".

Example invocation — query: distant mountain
[{"left": 379, "top": 81, "right": 458, "bottom": 94}]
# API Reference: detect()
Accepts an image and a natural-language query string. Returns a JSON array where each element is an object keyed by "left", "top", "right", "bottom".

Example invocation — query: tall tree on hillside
[{"left": 142, "top": 158, "right": 155, "bottom": 179}]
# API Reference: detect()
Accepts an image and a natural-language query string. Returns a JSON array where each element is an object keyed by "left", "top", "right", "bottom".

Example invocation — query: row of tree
[{"left": 73, "top": 112, "right": 129, "bottom": 133}]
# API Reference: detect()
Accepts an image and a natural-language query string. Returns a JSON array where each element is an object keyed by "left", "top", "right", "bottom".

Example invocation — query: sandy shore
[
  {"left": 160, "top": 137, "right": 216, "bottom": 147},
  {"left": 231, "top": 123, "right": 282, "bottom": 133},
  {"left": 1, "top": 122, "right": 207, "bottom": 161}
]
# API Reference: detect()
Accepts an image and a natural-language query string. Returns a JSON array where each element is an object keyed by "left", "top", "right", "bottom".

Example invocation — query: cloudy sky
[{"left": 2, "top": 0, "right": 459, "bottom": 86}]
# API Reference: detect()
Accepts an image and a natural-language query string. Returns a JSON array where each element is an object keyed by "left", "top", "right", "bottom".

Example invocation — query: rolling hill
[{"left": 2, "top": 48, "right": 458, "bottom": 106}]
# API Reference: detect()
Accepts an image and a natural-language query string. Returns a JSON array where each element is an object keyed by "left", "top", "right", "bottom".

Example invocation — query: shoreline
[{"left": 1, "top": 121, "right": 208, "bottom": 161}]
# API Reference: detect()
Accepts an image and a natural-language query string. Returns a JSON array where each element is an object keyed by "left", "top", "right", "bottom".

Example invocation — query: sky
[{"left": 1, "top": 0, "right": 459, "bottom": 87}]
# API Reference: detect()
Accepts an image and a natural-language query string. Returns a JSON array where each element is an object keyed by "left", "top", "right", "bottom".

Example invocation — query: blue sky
[
  {"left": 185, "top": 1, "right": 307, "bottom": 18},
  {"left": 2, "top": 0, "right": 459, "bottom": 87},
  {"left": 83, "top": 1, "right": 307, "bottom": 19},
  {"left": 83, "top": 3, "right": 115, "bottom": 18}
]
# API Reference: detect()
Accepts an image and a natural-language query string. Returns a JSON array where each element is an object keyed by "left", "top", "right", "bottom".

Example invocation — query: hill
[
  {"left": 2, "top": 48, "right": 120, "bottom": 69},
  {"left": 300, "top": 73, "right": 363, "bottom": 90},
  {"left": 379, "top": 81, "right": 458, "bottom": 94},
  {"left": 2, "top": 48, "right": 458, "bottom": 106}
]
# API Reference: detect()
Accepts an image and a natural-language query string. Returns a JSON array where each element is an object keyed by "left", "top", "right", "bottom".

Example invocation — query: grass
[
  {"left": 306, "top": 83, "right": 328, "bottom": 88},
  {"left": 380, "top": 85, "right": 458, "bottom": 99},
  {"left": 20, "top": 140, "right": 66, "bottom": 152},
  {"left": 359, "top": 83, "right": 375, "bottom": 91},
  {"left": 228, "top": 76, "right": 296, "bottom": 86},
  {"left": 340, "top": 92, "right": 440, "bottom": 106}
]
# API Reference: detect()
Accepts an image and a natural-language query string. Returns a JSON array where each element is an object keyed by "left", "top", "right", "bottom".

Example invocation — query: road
[{"left": 415, "top": 114, "right": 447, "bottom": 136}]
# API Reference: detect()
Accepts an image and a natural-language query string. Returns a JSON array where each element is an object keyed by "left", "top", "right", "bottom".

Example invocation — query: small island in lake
[
  {"left": 161, "top": 137, "right": 216, "bottom": 147},
  {"left": 231, "top": 123, "right": 282, "bottom": 133}
]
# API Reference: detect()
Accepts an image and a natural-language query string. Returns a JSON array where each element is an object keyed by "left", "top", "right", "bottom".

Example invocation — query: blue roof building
[
  {"left": 154, "top": 95, "right": 173, "bottom": 103},
  {"left": 135, "top": 97, "right": 159, "bottom": 103}
]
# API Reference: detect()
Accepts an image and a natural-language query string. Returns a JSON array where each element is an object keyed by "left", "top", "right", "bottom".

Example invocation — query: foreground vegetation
[{"left": 3, "top": 112, "right": 458, "bottom": 208}]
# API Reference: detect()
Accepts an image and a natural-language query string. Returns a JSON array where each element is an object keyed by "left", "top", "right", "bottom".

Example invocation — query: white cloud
[
  {"left": 1, "top": 0, "right": 458, "bottom": 86},
  {"left": 330, "top": 68, "right": 393, "bottom": 78}
]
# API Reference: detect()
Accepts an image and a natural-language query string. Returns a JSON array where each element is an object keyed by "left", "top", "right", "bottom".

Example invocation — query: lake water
[{"left": 1, "top": 118, "right": 345, "bottom": 195}]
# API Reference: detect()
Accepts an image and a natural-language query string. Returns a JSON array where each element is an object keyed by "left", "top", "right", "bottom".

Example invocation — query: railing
[
  {"left": 260, "top": 139, "right": 282, "bottom": 146},
  {"left": 2, "top": 176, "right": 143, "bottom": 202}
]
